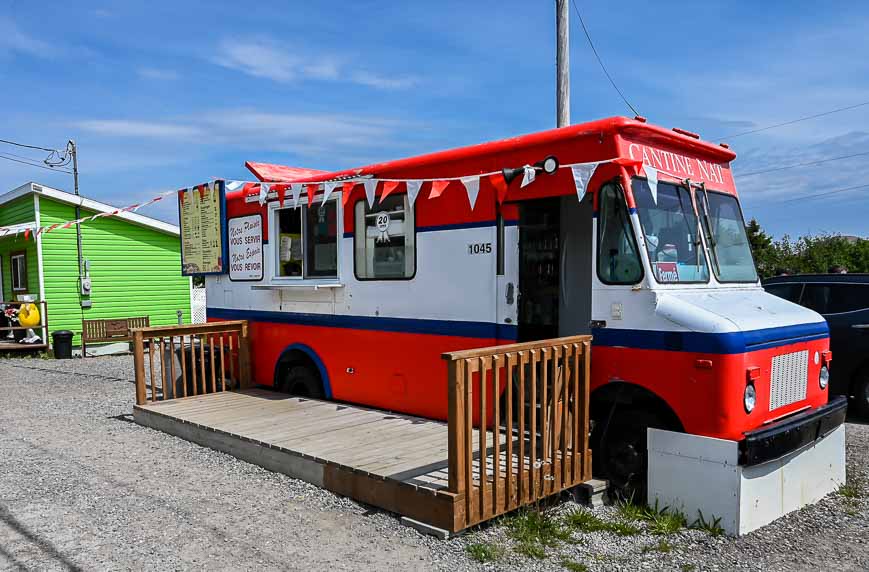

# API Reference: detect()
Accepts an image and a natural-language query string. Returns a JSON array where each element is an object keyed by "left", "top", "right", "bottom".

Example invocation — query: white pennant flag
[
  {"left": 258, "top": 183, "right": 270, "bottom": 206},
  {"left": 461, "top": 176, "right": 481, "bottom": 210},
  {"left": 290, "top": 184, "right": 303, "bottom": 208},
  {"left": 363, "top": 179, "right": 378, "bottom": 208},
  {"left": 644, "top": 165, "right": 659, "bottom": 205},
  {"left": 322, "top": 181, "right": 339, "bottom": 205},
  {"left": 520, "top": 165, "right": 536, "bottom": 188},
  {"left": 226, "top": 180, "right": 243, "bottom": 192},
  {"left": 405, "top": 180, "right": 422, "bottom": 210},
  {"left": 571, "top": 162, "right": 600, "bottom": 202}
]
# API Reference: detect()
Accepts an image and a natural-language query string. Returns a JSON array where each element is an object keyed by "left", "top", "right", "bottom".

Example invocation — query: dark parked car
[{"left": 764, "top": 274, "right": 869, "bottom": 417}]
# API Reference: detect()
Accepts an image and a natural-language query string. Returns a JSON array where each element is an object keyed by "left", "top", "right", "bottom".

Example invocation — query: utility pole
[
  {"left": 68, "top": 140, "right": 85, "bottom": 300},
  {"left": 556, "top": 0, "right": 570, "bottom": 128}
]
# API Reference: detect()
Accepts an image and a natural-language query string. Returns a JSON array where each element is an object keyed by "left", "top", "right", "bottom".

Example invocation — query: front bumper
[{"left": 738, "top": 396, "right": 848, "bottom": 466}]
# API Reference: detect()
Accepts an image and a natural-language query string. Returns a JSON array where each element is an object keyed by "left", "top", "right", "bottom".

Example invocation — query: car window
[
  {"left": 825, "top": 284, "right": 869, "bottom": 314},
  {"left": 800, "top": 285, "right": 830, "bottom": 314},
  {"left": 765, "top": 283, "right": 803, "bottom": 303}
]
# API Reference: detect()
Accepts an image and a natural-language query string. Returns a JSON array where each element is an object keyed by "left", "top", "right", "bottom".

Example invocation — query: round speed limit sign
[{"left": 375, "top": 212, "right": 391, "bottom": 232}]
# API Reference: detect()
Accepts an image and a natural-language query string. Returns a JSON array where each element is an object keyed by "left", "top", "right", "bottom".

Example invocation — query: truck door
[
  {"left": 517, "top": 199, "right": 561, "bottom": 342},
  {"left": 496, "top": 208, "right": 519, "bottom": 340}
]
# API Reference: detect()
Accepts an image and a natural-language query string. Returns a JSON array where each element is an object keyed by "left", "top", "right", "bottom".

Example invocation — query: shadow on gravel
[
  {"left": 108, "top": 414, "right": 136, "bottom": 424},
  {"left": 0, "top": 505, "right": 84, "bottom": 572}
]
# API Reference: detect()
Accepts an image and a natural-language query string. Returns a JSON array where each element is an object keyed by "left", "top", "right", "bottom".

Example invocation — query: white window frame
[
  {"left": 268, "top": 194, "right": 343, "bottom": 284},
  {"left": 11, "top": 252, "right": 27, "bottom": 292}
]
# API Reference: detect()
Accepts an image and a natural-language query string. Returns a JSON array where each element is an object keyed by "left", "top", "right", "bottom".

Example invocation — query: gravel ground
[{"left": 1, "top": 355, "right": 867, "bottom": 572}]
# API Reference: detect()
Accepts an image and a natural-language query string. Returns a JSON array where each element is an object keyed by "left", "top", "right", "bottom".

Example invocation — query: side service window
[
  {"left": 275, "top": 199, "right": 338, "bottom": 279},
  {"left": 597, "top": 183, "right": 643, "bottom": 284},
  {"left": 354, "top": 195, "right": 416, "bottom": 280}
]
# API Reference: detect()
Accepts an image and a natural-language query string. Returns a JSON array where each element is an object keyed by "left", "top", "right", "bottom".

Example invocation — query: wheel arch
[
  {"left": 273, "top": 343, "right": 332, "bottom": 398},
  {"left": 590, "top": 381, "right": 684, "bottom": 434}
]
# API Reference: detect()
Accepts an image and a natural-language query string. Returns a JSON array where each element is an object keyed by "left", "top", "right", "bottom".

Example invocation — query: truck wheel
[
  {"left": 597, "top": 410, "right": 664, "bottom": 502},
  {"left": 283, "top": 364, "right": 324, "bottom": 399},
  {"left": 853, "top": 372, "right": 869, "bottom": 419}
]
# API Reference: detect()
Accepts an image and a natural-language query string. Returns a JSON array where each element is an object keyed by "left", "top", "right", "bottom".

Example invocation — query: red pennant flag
[
  {"left": 24, "top": 229, "right": 30, "bottom": 240},
  {"left": 488, "top": 174, "right": 509, "bottom": 204},
  {"left": 306, "top": 183, "right": 320, "bottom": 205},
  {"left": 242, "top": 182, "right": 258, "bottom": 196},
  {"left": 380, "top": 181, "right": 401, "bottom": 201},
  {"left": 342, "top": 181, "right": 357, "bottom": 207},
  {"left": 273, "top": 184, "right": 288, "bottom": 207},
  {"left": 429, "top": 180, "right": 450, "bottom": 199},
  {"left": 197, "top": 184, "right": 209, "bottom": 199}
]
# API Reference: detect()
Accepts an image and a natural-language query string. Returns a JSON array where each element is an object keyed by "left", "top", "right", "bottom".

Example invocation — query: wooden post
[
  {"left": 446, "top": 358, "right": 466, "bottom": 496},
  {"left": 581, "top": 340, "right": 591, "bottom": 479},
  {"left": 238, "top": 321, "right": 252, "bottom": 389},
  {"left": 133, "top": 330, "right": 146, "bottom": 405}
]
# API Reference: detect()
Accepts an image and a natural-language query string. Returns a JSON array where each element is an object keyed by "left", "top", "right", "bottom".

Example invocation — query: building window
[
  {"left": 275, "top": 199, "right": 338, "bottom": 279},
  {"left": 354, "top": 195, "right": 416, "bottom": 280},
  {"left": 11, "top": 252, "right": 27, "bottom": 292}
]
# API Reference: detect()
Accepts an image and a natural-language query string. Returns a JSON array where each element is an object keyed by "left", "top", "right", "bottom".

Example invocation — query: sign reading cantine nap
[{"left": 178, "top": 182, "right": 224, "bottom": 275}]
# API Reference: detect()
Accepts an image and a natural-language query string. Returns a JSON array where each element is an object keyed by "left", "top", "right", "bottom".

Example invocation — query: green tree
[{"left": 745, "top": 218, "right": 779, "bottom": 278}]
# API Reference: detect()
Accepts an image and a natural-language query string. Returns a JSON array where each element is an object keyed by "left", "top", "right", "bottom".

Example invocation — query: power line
[
  {"left": 0, "top": 137, "right": 60, "bottom": 153},
  {"left": 737, "top": 150, "right": 869, "bottom": 178},
  {"left": 773, "top": 182, "right": 869, "bottom": 204},
  {"left": 569, "top": 0, "right": 640, "bottom": 117},
  {"left": 716, "top": 100, "right": 869, "bottom": 140},
  {"left": 0, "top": 152, "right": 73, "bottom": 174}
]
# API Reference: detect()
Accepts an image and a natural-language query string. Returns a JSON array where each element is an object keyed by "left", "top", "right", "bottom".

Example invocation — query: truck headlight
[
  {"left": 744, "top": 384, "right": 756, "bottom": 413},
  {"left": 819, "top": 366, "right": 829, "bottom": 390}
]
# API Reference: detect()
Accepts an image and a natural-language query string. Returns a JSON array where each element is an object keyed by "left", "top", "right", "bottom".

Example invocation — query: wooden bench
[{"left": 82, "top": 316, "right": 150, "bottom": 357}]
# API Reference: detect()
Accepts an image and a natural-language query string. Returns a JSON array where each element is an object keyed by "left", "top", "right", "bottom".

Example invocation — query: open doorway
[{"left": 518, "top": 199, "right": 561, "bottom": 342}]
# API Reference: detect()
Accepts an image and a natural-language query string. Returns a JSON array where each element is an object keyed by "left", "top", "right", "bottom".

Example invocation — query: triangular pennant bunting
[
  {"left": 291, "top": 184, "right": 303, "bottom": 208},
  {"left": 644, "top": 165, "right": 659, "bottom": 205},
  {"left": 461, "top": 176, "right": 481, "bottom": 210},
  {"left": 405, "top": 180, "right": 422, "bottom": 210},
  {"left": 571, "top": 162, "right": 600, "bottom": 202},
  {"left": 342, "top": 181, "right": 356, "bottom": 207},
  {"left": 363, "top": 180, "right": 378, "bottom": 208},
  {"left": 259, "top": 183, "right": 270, "bottom": 206},
  {"left": 226, "top": 180, "right": 244, "bottom": 192},
  {"left": 322, "top": 181, "right": 339, "bottom": 205},
  {"left": 273, "top": 184, "right": 288, "bottom": 207},
  {"left": 490, "top": 174, "right": 509, "bottom": 204},
  {"left": 429, "top": 180, "right": 450, "bottom": 199},
  {"left": 520, "top": 165, "right": 536, "bottom": 188},
  {"left": 381, "top": 181, "right": 401, "bottom": 201},
  {"left": 306, "top": 183, "right": 320, "bottom": 206}
]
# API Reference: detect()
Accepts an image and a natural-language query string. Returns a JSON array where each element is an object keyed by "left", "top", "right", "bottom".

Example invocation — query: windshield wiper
[
  {"left": 698, "top": 183, "right": 723, "bottom": 276},
  {"left": 682, "top": 179, "right": 704, "bottom": 273}
]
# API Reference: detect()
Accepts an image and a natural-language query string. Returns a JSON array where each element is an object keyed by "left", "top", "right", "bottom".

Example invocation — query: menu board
[
  {"left": 228, "top": 215, "right": 263, "bottom": 281},
  {"left": 178, "top": 181, "right": 226, "bottom": 275}
]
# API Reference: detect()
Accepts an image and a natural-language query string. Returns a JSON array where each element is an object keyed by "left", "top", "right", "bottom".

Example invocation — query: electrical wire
[
  {"left": 0, "top": 152, "right": 73, "bottom": 174},
  {"left": 569, "top": 0, "right": 640, "bottom": 117},
  {"left": 736, "top": 150, "right": 869, "bottom": 178},
  {"left": 715, "top": 100, "right": 869, "bottom": 140},
  {"left": 772, "top": 182, "right": 869, "bottom": 204},
  {"left": 0, "top": 137, "right": 59, "bottom": 153}
]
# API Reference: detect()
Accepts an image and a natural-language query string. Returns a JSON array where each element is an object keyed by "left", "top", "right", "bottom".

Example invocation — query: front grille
[{"left": 769, "top": 350, "right": 808, "bottom": 411}]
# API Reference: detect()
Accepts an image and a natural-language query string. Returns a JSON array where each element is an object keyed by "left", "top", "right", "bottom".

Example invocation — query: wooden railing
[
  {"left": 443, "top": 335, "right": 592, "bottom": 528},
  {"left": 132, "top": 321, "right": 251, "bottom": 405}
]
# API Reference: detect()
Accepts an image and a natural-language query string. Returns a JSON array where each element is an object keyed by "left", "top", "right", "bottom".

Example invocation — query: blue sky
[{"left": 1, "top": 0, "right": 867, "bottom": 238}]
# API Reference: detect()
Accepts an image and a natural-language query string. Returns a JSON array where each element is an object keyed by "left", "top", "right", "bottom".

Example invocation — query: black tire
[
  {"left": 282, "top": 364, "right": 324, "bottom": 399},
  {"left": 852, "top": 371, "right": 869, "bottom": 419},
  {"left": 595, "top": 410, "right": 667, "bottom": 502}
]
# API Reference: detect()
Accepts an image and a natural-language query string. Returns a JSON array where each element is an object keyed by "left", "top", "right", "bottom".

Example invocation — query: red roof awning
[{"left": 245, "top": 161, "right": 328, "bottom": 183}]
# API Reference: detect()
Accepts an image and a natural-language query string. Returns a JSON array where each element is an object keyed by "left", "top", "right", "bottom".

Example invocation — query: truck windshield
[
  {"left": 632, "top": 179, "right": 709, "bottom": 283},
  {"left": 697, "top": 189, "right": 758, "bottom": 283}
]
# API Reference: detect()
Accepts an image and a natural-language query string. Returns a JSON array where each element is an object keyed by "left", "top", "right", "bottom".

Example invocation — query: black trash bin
[{"left": 52, "top": 330, "right": 74, "bottom": 359}]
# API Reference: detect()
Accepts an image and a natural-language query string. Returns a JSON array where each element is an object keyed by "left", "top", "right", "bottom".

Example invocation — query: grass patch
[
  {"left": 565, "top": 508, "right": 640, "bottom": 536},
  {"left": 681, "top": 564, "right": 697, "bottom": 572},
  {"left": 506, "top": 507, "right": 573, "bottom": 547},
  {"left": 466, "top": 541, "right": 504, "bottom": 563},
  {"left": 516, "top": 540, "right": 547, "bottom": 559},
  {"left": 691, "top": 511, "right": 724, "bottom": 537},
  {"left": 615, "top": 498, "right": 686, "bottom": 535},
  {"left": 642, "top": 539, "right": 674, "bottom": 554},
  {"left": 560, "top": 558, "right": 589, "bottom": 572},
  {"left": 839, "top": 474, "right": 865, "bottom": 500}
]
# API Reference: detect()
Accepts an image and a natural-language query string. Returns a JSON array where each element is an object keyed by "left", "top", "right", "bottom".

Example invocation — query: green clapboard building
[{"left": 0, "top": 182, "right": 192, "bottom": 349}]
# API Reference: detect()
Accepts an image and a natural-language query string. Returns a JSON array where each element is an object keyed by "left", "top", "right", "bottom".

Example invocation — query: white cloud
[
  {"left": 137, "top": 67, "right": 179, "bottom": 81},
  {"left": 0, "top": 17, "right": 53, "bottom": 59},
  {"left": 75, "top": 120, "right": 202, "bottom": 139},
  {"left": 212, "top": 39, "right": 415, "bottom": 89}
]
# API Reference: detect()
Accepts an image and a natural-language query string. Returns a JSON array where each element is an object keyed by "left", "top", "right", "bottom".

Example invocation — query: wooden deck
[
  {"left": 135, "top": 389, "right": 491, "bottom": 532},
  {"left": 131, "top": 323, "right": 593, "bottom": 535}
]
